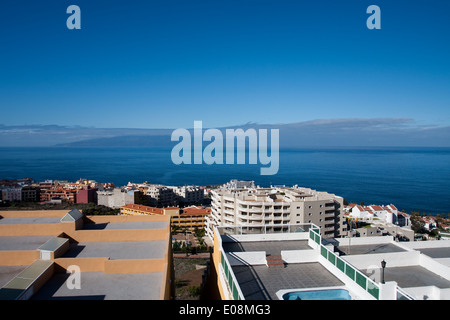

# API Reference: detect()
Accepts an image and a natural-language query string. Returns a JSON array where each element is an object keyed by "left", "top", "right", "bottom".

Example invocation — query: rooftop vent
[{"left": 60, "top": 208, "right": 83, "bottom": 223}]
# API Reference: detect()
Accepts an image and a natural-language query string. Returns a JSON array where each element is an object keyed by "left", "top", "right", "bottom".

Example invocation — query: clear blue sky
[{"left": 0, "top": 0, "right": 449, "bottom": 129}]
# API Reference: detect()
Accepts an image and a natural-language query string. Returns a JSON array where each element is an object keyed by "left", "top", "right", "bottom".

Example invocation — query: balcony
[
  {"left": 248, "top": 206, "right": 263, "bottom": 212},
  {"left": 247, "top": 216, "right": 263, "bottom": 222},
  {"left": 224, "top": 215, "right": 234, "bottom": 223}
]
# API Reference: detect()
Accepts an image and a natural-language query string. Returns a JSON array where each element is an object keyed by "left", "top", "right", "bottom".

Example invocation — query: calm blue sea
[{"left": 1, "top": 147, "right": 449, "bottom": 215}]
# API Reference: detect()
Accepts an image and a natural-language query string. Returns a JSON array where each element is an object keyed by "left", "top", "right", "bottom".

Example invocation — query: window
[
  {"left": 296, "top": 213, "right": 300, "bottom": 216},
  {"left": 308, "top": 205, "right": 312, "bottom": 209},
  {"left": 308, "top": 213, "right": 312, "bottom": 216}
]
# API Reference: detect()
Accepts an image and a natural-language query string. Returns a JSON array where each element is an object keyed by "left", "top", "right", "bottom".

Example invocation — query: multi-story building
[
  {"left": 21, "top": 186, "right": 40, "bottom": 202},
  {"left": 221, "top": 179, "right": 255, "bottom": 190},
  {"left": 172, "top": 206, "right": 211, "bottom": 231},
  {"left": 206, "top": 186, "right": 345, "bottom": 240},
  {"left": 97, "top": 188, "right": 143, "bottom": 209},
  {"left": 145, "top": 184, "right": 177, "bottom": 207},
  {"left": 0, "top": 184, "right": 22, "bottom": 202},
  {"left": 39, "top": 186, "right": 77, "bottom": 203},
  {"left": 120, "top": 204, "right": 211, "bottom": 231},
  {"left": 120, "top": 203, "right": 179, "bottom": 216},
  {"left": 138, "top": 183, "right": 204, "bottom": 207},
  {"left": 76, "top": 186, "right": 98, "bottom": 204},
  {"left": 169, "top": 185, "right": 204, "bottom": 206}
]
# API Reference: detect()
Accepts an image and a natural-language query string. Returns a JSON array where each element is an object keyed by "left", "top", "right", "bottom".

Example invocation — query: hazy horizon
[{"left": 1, "top": 117, "right": 450, "bottom": 147}]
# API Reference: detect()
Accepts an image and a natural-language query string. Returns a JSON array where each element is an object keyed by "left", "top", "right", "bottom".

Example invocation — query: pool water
[{"left": 283, "top": 289, "right": 352, "bottom": 300}]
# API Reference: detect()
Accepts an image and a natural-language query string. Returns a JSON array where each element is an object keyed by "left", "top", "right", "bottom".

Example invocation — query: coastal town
[
  {"left": 1, "top": 177, "right": 449, "bottom": 241},
  {"left": 1, "top": 177, "right": 450, "bottom": 301}
]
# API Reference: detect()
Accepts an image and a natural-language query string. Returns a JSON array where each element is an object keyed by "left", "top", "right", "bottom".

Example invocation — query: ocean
[{"left": 0, "top": 147, "right": 449, "bottom": 215}]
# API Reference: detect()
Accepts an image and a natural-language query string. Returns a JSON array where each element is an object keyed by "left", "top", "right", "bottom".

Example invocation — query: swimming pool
[{"left": 279, "top": 288, "right": 353, "bottom": 300}]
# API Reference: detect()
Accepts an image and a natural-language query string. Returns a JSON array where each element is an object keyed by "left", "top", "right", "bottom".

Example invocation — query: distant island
[{"left": 2, "top": 118, "right": 450, "bottom": 148}]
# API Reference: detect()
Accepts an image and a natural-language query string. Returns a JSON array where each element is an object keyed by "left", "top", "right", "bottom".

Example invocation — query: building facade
[
  {"left": 205, "top": 186, "right": 345, "bottom": 240},
  {"left": 120, "top": 204, "right": 211, "bottom": 231},
  {"left": 0, "top": 185, "right": 22, "bottom": 202},
  {"left": 142, "top": 183, "right": 204, "bottom": 207},
  {"left": 172, "top": 206, "right": 211, "bottom": 231},
  {"left": 221, "top": 179, "right": 255, "bottom": 190},
  {"left": 39, "top": 186, "right": 77, "bottom": 203},
  {"left": 97, "top": 188, "right": 141, "bottom": 208},
  {"left": 76, "top": 186, "right": 98, "bottom": 204},
  {"left": 21, "top": 186, "right": 40, "bottom": 202}
]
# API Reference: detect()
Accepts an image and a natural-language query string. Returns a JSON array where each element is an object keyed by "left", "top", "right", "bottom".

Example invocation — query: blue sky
[{"left": 0, "top": 0, "right": 449, "bottom": 129}]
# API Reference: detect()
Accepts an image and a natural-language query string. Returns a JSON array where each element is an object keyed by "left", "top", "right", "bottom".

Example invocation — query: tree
[
  {"left": 429, "top": 229, "right": 439, "bottom": 238},
  {"left": 411, "top": 219, "right": 426, "bottom": 234},
  {"left": 172, "top": 225, "right": 181, "bottom": 234}
]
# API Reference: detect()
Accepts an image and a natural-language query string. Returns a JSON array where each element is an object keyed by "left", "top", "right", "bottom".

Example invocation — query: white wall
[
  {"left": 404, "top": 286, "right": 450, "bottom": 300},
  {"left": 332, "top": 236, "right": 394, "bottom": 246},
  {"left": 400, "top": 240, "right": 450, "bottom": 250},
  {"left": 440, "top": 288, "right": 450, "bottom": 300},
  {"left": 221, "top": 232, "right": 309, "bottom": 243},
  {"left": 226, "top": 251, "right": 267, "bottom": 266},
  {"left": 342, "top": 251, "right": 421, "bottom": 269},
  {"left": 403, "top": 286, "right": 441, "bottom": 300},
  {"left": 435, "top": 258, "right": 450, "bottom": 267},
  {"left": 419, "top": 254, "right": 450, "bottom": 281},
  {"left": 281, "top": 250, "right": 318, "bottom": 264}
]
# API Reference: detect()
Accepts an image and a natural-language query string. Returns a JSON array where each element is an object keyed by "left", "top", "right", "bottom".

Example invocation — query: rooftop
[
  {"left": 0, "top": 210, "right": 172, "bottom": 300},
  {"left": 0, "top": 236, "right": 54, "bottom": 251},
  {"left": 334, "top": 243, "right": 407, "bottom": 256},
  {"left": 63, "top": 241, "right": 167, "bottom": 259},
  {"left": 233, "top": 262, "right": 343, "bottom": 300},
  {"left": 82, "top": 220, "right": 168, "bottom": 230},
  {"left": 362, "top": 266, "right": 450, "bottom": 289},
  {"left": 416, "top": 247, "right": 450, "bottom": 259},
  {"left": 31, "top": 272, "right": 162, "bottom": 300},
  {"left": 214, "top": 223, "right": 450, "bottom": 300}
]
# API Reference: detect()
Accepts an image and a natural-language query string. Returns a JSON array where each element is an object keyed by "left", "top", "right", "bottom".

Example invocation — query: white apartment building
[
  {"left": 138, "top": 183, "right": 204, "bottom": 207},
  {"left": 221, "top": 179, "right": 255, "bottom": 190},
  {"left": 97, "top": 188, "right": 139, "bottom": 209},
  {"left": 145, "top": 184, "right": 177, "bottom": 207},
  {"left": 206, "top": 186, "right": 345, "bottom": 240},
  {"left": 0, "top": 185, "right": 22, "bottom": 202},
  {"left": 168, "top": 185, "right": 204, "bottom": 206}
]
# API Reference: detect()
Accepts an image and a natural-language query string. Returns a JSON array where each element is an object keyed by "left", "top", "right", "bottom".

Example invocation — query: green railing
[
  {"left": 309, "top": 226, "right": 380, "bottom": 300},
  {"left": 220, "top": 251, "right": 244, "bottom": 300}
]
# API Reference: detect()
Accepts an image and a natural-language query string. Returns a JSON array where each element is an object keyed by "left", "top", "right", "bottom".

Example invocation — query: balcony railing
[
  {"left": 309, "top": 227, "right": 380, "bottom": 300},
  {"left": 217, "top": 223, "right": 314, "bottom": 236}
]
